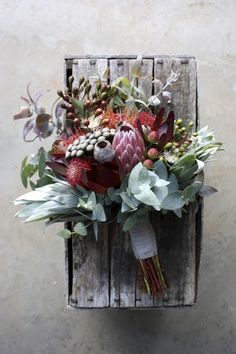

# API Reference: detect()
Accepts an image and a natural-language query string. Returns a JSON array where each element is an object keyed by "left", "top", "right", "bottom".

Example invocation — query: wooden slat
[
  {"left": 130, "top": 59, "right": 155, "bottom": 308},
  {"left": 109, "top": 59, "right": 137, "bottom": 308},
  {"left": 68, "top": 58, "right": 110, "bottom": 308},
  {"left": 154, "top": 57, "right": 197, "bottom": 123},
  {"left": 65, "top": 55, "right": 200, "bottom": 309},
  {"left": 69, "top": 224, "right": 109, "bottom": 308},
  {"left": 72, "top": 58, "right": 108, "bottom": 88}
]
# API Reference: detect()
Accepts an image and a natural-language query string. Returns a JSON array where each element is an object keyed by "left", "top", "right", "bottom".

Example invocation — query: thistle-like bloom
[
  {"left": 66, "top": 158, "right": 91, "bottom": 187},
  {"left": 112, "top": 122, "right": 145, "bottom": 175}
]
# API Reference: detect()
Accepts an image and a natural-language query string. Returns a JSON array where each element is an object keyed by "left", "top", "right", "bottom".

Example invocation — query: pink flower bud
[
  {"left": 147, "top": 130, "right": 159, "bottom": 143},
  {"left": 143, "top": 159, "right": 154, "bottom": 169},
  {"left": 147, "top": 148, "right": 159, "bottom": 160}
]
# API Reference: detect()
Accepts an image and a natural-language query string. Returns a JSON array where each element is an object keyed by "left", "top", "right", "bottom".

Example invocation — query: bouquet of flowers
[{"left": 14, "top": 56, "right": 223, "bottom": 297}]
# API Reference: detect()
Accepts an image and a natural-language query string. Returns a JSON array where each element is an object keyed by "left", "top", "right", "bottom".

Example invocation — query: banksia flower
[{"left": 112, "top": 122, "right": 145, "bottom": 175}]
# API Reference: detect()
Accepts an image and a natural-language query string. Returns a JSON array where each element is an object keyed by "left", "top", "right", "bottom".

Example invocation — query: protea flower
[{"left": 112, "top": 122, "right": 145, "bottom": 175}]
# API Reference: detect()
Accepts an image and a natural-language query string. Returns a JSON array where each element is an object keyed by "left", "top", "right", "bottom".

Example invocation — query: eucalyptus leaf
[
  {"left": 161, "top": 191, "right": 185, "bottom": 210},
  {"left": 123, "top": 213, "right": 137, "bottom": 231},
  {"left": 199, "top": 185, "right": 218, "bottom": 197},
  {"left": 38, "top": 150, "right": 46, "bottom": 178},
  {"left": 154, "top": 160, "right": 168, "bottom": 180},
  {"left": 92, "top": 203, "right": 106, "bottom": 222},
  {"left": 57, "top": 229, "right": 72, "bottom": 239},
  {"left": 74, "top": 222, "right": 87, "bottom": 236}
]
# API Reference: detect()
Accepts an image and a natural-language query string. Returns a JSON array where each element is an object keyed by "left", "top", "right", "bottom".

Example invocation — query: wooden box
[{"left": 64, "top": 55, "right": 203, "bottom": 309}]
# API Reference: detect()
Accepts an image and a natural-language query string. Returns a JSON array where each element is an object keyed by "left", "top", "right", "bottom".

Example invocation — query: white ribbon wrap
[{"left": 129, "top": 216, "right": 157, "bottom": 260}]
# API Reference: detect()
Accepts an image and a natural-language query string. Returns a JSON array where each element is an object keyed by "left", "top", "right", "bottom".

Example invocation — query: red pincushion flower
[
  {"left": 66, "top": 158, "right": 91, "bottom": 187},
  {"left": 135, "top": 112, "right": 155, "bottom": 128}
]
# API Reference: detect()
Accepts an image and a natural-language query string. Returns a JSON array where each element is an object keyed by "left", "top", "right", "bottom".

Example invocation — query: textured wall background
[{"left": 0, "top": 1, "right": 235, "bottom": 353}]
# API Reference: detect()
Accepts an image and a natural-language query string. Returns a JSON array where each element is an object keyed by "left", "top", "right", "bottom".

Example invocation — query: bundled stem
[{"left": 138, "top": 255, "right": 168, "bottom": 297}]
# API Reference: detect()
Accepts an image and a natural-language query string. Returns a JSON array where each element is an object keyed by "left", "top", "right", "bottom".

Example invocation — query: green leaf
[
  {"left": 199, "top": 185, "right": 217, "bottom": 197},
  {"left": 154, "top": 160, "right": 168, "bottom": 180},
  {"left": 38, "top": 150, "right": 46, "bottom": 178},
  {"left": 87, "top": 192, "right": 96, "bottom": 209},
  {"left": 130, "top": 55, "right": 142, "bottom": 78},
  {"left": 108, "top": 95, "right": 125, "bottom": 109},
  {"left": 74, "top": 222, "right": 87, "bottom": 236},
  {"left": 57, "top": 229, "right": 72, "bottom": 239},
  {"left": 123, "top": 213, "right": 137, "bottom": 232},
  {"left": 21, "top": 156, "right": 28, "bottom": 188},
  {"left": 92, "top": 203, "right": 106, "bottom": 222},
  {"left": 168, "top": 173, "right": 178, "bottom": 193},
  {"left": 161, "top": 191, "right": 185, "bottom": 210},
  {"left": 183, "top": 181, "right": 202, "bottom": 202},
  {"left": 71, "top": 98, "right": 84, "bottom": 117}
]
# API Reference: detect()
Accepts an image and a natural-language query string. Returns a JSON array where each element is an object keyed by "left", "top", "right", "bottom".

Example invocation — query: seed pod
[
  {"left": 83, "top": 119, "right": 90, "bottom": 126},
  {"left": 60, "top": 102, "right": 67, "bottom": 109},
  {"left": 103, "top": 132, "right": 110, "bottom": 138},
  {"left": 65, "top": 151, "right": 71, "bottom": 158},
  {"left": 86, "top": 144, "right": 94, "bottom": 152},
  {"left": 94, "top": 140, "right": 115, "bottom": 163},
  {"left": 101, "top": 92, "right": 108, "bottom": 100},
  {"left": 67, "top": 104, "right": 74, "bottom": 112},
  {"left": 57, "top": 90, "right": 64, "bottom": 98},
  {"left": 67, "top": 112, "right": 75, "bottom": 119},
  {"left": 68, "top": 76, "right": 74, "bottom": 87},
  {"left": 98, "top": 135, "right": 106, "bottom": 142},
  {"left": 101, "top": 83, "right": 108, "bottom": 92},
  {"left": 90, "top": 138, "right": 97, "bottom": 145},
  {"left": 95, "top": 108, "right": 103, "bottom": 117},
  {"left": 84, "top": 99, "right": 91, "bottom": 108},
  {"left": 176, "top": 119, "right": 183, "bottom": 125},
  {"left": 102, "top": 127, "right": 110, "bottom": 132},
  {"left": 101, "top": 118, "right": 110, "bottom": 125},
  {"left": 85, "top": 84, "right": 92, "bottom": 94},
  {"left": 79, "top": 77, "right": 85, "bottom": 86},
  {"left": 100, "top": 100, "right": 107, "bottom": 108},
  {"left": 96, "top": 81, "right": 102, "bottom": 90},
  {"left": 72, "top": 87, "right": 79, "bottom": 97},
  {"left": 94, "top": 130, "right": 102, "bottom": 138},
  {"left": 73, "top": 118, "right": 80, "bottom": 126},
  {"left": 76, "top": 150, "right": 84, "bottom": 157}
]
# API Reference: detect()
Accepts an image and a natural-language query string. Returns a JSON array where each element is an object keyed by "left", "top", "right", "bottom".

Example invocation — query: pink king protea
[{"left": 112, "top": 122, "right": 145, "bottom": 175}]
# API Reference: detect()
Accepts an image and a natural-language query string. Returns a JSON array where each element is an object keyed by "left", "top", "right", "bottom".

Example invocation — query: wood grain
[{"left": 64, "top": 55, "right": 201, "bottom": 309}]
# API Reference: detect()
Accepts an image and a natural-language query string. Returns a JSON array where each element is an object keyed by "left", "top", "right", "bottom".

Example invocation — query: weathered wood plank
[
  {"left": 154, "top": 57, "right": 197, "bottom": 124},
  {"left": 68, "top": 58, "right": 110, "bottom": 308},
  {"left": 130, "top": 59, "right": 155, "bottom": 308},
  {"left": 109, "top": 59, "right": 137, "bottom": 308},
  {"left": 72, "top": 58, "right": 108, "bottom": 88},
  {"left": 64, "top": 55, "right": 201, "bottom": 309},
  {"left": 69, "top": 224, "right": 109, "bottom": 308}
]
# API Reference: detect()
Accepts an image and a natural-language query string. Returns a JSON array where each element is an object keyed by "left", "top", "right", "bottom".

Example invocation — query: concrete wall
[{"left": 0, "top": 1, "right": 235, "bottom": 353}]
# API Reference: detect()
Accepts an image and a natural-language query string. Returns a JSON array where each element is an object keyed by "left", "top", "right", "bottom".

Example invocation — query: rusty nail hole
[{"left": 90, "top": 59, "right": 96, "bottom": 65}]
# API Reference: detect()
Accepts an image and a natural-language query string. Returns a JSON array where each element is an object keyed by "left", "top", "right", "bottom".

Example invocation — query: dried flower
[{"left": 66, "top": 158, "right": 91, "bottom": 187}]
